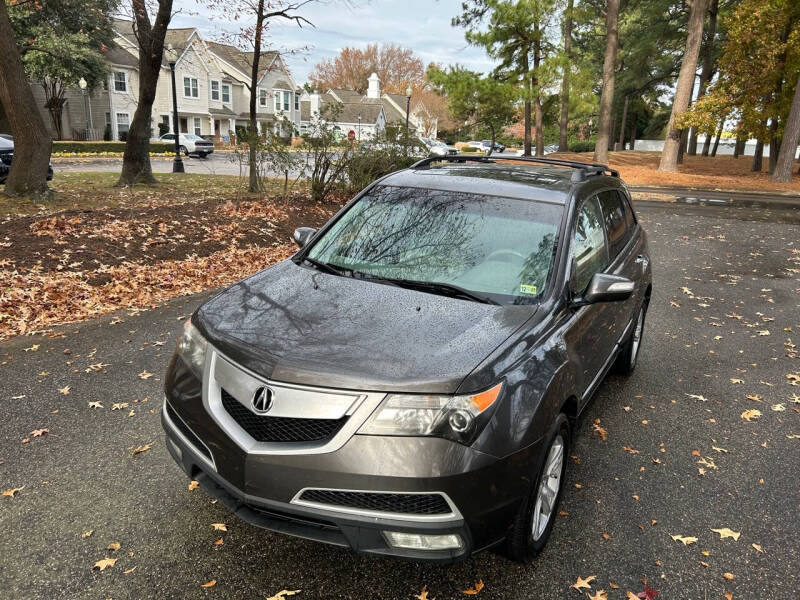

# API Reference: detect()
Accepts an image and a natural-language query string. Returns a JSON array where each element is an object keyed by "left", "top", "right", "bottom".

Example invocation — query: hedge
[{"left": 52, "top": 141, "right": 175, "bottom": 154}]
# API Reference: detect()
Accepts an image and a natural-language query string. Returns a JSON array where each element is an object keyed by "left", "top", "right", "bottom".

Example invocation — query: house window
[
  {"left": 114, "top": 72, "right": 126, "bottom": 92},
  {"left": 259, "top": 88, "right": 267, "bottom": 107},
  {"left": 193, "top": 117, "right": 202, "bottom": 135},
  {"left": 116, "top": 112, "right": 129, "bottom": 138},
  {"left": 105, "top": 112, "right": 111, "bottom": 125},
  {"left": 274, "top": 90, "right": 281, "bottom": 111},
  {"left": 183, "top": 77, "right": 198, "bottom": 98},
  {"left": 294, "top": 92, "right": 299, "bottom": 111},
  {"left": 283, "top": 91, "right": 290, "bottom": 111},
  {"left": 221, "top": 84, "right": 231, "bottom": 104},
  {"left": 210, "top": 80, "right": 220, "bottom": 101}
]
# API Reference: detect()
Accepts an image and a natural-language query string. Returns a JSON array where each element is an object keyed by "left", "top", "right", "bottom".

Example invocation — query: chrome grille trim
[{"left": 162, "top": 398, "right": 217, "bottom": 472}]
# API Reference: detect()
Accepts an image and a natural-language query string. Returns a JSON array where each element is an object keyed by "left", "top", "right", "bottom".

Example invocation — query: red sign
[{"left": 347, "top": 130, "right": 356, "bottom": 141}]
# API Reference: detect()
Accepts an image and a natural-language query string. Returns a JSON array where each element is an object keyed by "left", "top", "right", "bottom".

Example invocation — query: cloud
[{"left": 171, "top": 0, "right": 495, "bottom": 82}]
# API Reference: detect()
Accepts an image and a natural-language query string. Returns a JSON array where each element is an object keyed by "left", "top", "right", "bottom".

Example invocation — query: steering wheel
[{"left": 486, "top": 249, "right": 527, "bottom": 262}]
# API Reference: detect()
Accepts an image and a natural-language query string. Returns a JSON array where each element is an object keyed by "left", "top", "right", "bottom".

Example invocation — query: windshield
[
  {"left": 306, "top": 185, "right": 562, "bottom": 303},
  {"left": 184, "top": 134, "right": 203, "bottom": 140}
]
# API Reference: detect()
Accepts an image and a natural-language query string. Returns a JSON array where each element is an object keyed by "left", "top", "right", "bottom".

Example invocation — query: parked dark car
[
  {"left": 162, "top": 155, "right": 652, "bottom": 563},
  {"left": 481, "top": 139, "right": 506, "bottom": 153},
  {"left": 0, "top": 137, "right": 53, "bottom": 184}
]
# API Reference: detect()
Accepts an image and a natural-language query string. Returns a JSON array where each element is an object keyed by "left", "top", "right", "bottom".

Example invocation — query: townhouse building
[{"left": 23, "top": 19, "right": 303, "bottom": 143}]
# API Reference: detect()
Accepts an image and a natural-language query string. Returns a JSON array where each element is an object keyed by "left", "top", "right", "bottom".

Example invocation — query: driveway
[{"left": 1, "top": 199, "right": 798, "bottom": 599}]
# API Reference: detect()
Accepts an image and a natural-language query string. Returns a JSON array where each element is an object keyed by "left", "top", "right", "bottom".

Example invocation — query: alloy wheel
[{"left": 531, "top": 434, "right": 564, "bottom": 541}]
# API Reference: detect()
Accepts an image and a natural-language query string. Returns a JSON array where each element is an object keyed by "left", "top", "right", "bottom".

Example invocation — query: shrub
[
  {"left": 461, "top": 146, "right": 481, "bottom": 153},
  {"left": 347, "top": 144, "right": 417, "bottom": 193},
  {"left": 52, "top": 141, "right": 174, "bottom": 154},
  {"left": 567, "top": 141, "right": 595, "bottom": 153}
]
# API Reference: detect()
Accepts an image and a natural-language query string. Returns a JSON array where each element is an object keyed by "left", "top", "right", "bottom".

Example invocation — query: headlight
[
  {"left": 176, "top": 319, "right": 207, "bottom": 379},
  {"left": 359, "top": 382, "right": 503, "bottom": 445}
]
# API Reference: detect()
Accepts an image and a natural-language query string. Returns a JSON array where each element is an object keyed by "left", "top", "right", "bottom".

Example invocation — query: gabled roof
[
  {"left": 381, "top": 98, "right": 406, "bottom": 124},
  {"left": 327, "top": 89, "right": 363, "bottom": 103},
  {"left": 114, "top": 19, "right": 196, "bottom": 67},
  {"left": 206, "top": 41, "right": 279, "bottom": 83},
  {"left": 104, "top": 45, "right": 138, "bottom": 68}
]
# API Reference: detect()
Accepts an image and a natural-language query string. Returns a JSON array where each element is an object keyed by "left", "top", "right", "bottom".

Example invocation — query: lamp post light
[
  {"left": 78, "top": 77, "right": 90, "bottom": 141},
  {"left": 165, "top": 44, "right": 184, "bottom": 173},
  {"left": 404, "top": 85, "right": 412, "bottom": 143}
]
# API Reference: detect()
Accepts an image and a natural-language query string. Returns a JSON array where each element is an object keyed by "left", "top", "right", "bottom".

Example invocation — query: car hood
[{"left": 194, "top": 260, "right": 538, "bottom": 394}]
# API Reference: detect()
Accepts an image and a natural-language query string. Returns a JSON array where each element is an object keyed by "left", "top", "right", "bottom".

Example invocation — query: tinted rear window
[{"left": 598, "top": 190, "right": 631, "bottom": 258}]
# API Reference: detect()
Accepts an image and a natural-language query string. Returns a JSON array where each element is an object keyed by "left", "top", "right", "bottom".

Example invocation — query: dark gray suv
[{"left": 162, "top": 156, "right": 652, "bottom": 563}]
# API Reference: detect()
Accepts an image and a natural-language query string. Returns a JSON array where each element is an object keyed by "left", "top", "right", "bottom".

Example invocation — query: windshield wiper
[
  {"left": 302, "top": 256, "right": 349, "bottom": 277},
  {"left": 360, "top": 274, "right": 500, "bottom": 305}
]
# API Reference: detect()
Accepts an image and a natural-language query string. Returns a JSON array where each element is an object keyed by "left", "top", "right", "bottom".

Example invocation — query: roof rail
[{"left": 409, "top": 154, "right": 619, "bottom": 182}]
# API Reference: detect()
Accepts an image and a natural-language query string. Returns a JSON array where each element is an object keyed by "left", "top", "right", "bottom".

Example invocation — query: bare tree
[
  {"left": 0, "top": 0, "right": 52, "bottom": 197},
  {"left": 772, "top": 71, "right": 800, "bottom": 183},
  {"left": 658, "top": 0, "right": 711, "bottom": 173},
  {"left": 594, "top": 0, "right": 619, "bottom": 164},
  {"left": 558, "top": 0, "right": 574, "bottom": 152},
  {"left": 118, "top": 0, "right": 174, "bottom": 185},
  {"left": 206, "top": 0, "right": 315, "bottom": 193}
]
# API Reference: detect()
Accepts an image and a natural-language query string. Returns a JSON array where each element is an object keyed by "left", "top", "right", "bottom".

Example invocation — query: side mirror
[
  {"left": 292, "top": 226, "right": 317, "bottom": 248},
  {"left": 577, "top": 273, "right": 635, "bottom": 305}
]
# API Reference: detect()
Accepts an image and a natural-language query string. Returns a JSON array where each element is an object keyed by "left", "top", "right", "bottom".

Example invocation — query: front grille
[
  {"left": 298, "top": 489, "right": 452, "bottom": 515},
  {"left": 220, "top": 389, "right": 348, "bottom": 443},
  {"left": 166, "top": 401, "right": 213, "bottom": 461},
  {"left": 247, "top": 504, "right": 339, "bottom": 531}
]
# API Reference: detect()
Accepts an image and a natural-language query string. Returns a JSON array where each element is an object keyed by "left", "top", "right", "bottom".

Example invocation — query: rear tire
[
  {"left": 506, "top": 416, "right": 570, "bottom": 562},
  {"left": 179, "top": 145, "right": 189, "bottom": 157},
  {"left": 614, "top": 302, "right": 647, "bottom": 376}
]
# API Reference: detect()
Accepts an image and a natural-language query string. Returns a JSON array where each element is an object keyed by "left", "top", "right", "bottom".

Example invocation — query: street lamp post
[
  {"left": 78, "top": 77, "right": 90, "bottom": 141},
  {"left": 166, "top": 44, "right": 184, "bottom": 173},
  {"left": 404, "top": 85, "right": 412, "bottom": 143}
]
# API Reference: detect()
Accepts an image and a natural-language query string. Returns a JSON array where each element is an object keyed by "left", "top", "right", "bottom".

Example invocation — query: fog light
[{"left": 383, "top": 531, "right": 463, "bottom": 551}]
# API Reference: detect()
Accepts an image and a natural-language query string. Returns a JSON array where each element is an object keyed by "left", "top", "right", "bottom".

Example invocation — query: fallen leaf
[
  {"left": 609, "top": 582, "right": 619, "bottom": 590},
  {"left": 601, "top": 532, "right": 611, "bottom": 540},
  {"left": 746, "top": 395, "right": 762, "bottom": 402},
  {"left": 132, "top": 444, "right": 151, "bottom": 456},
  {"left": 31, "top": 428, "right": 49, "bottom": 437},
  {"left": 751, "top": 543, "right": 764, "bottom": 553},
  {"left": 730, "top": 378, "right": 744, "bottom": 384},
  {"left": 686, "top": 393, "right": 708, "bottom": 402},
  {"left": 201, "top": 579, "right": 216, "bottom": 588},
  {"left": 771, "top": 403, "right": 786, "bottom": 412},
  {"left": 570, "top": 575, "right": 596, "bottom": 592},
  {"left": 266, "top": 591, "right": 301, "bottom": 600},
  {"left": 214, "top": 538, "right": 223, "bottom": 546},
  {"left": 723, "top": 594, "right": 732, "bottom": 600},
  {"left": 670, "top": 534, "right": 698, "bottom": 545},
  {"left": 740, "top": 409, "right": 761, "bottom": 422},
  {"left": 414, "top": 585, "right": 433, "bottom": 600},
  {"left": 111, "top": 402, "right": 129, "bottom": 410},
  {"left": 723, "top": 573, "right": 735, "bottom": 581},
  {"left": 188, "top": 480, "right": 199, "bottom": 491},
  {"left": 93, "top": 557, "right": 117, "bottom": 571},
  {"left": 88, "top": 401, "right": 104, "bottom": 409},
  {"left": 588, "top": 591, "right": 607, "bottom": 600},
  {"left": 462, "top": 579, "right": 484, "bottom": 595},
  {"left": 212, "top": 523, "right": 227, "bottom": 532},
  {"left": 138, "top": 371, "right": 153, "bottom": 379},
  {"left": 622, "top": 446, "right": 640, "bottom": 454},
  {"left": 107, "top": 541, "right": 121, "bottom": 551},
  {"left": 59, "top": 385, "right": 70, "bottom": 395},
  {"left": 711, "top": 528, "right": 741, "bottom": 541},
  {"left": 2, "top": 486, "right": 24, "bottom": 498},
  {"left": 124, "top": 566, "right": 137, "bottom": 575},
  {"left": 81, "top": 530, "right": 94, "bottom": 539}
]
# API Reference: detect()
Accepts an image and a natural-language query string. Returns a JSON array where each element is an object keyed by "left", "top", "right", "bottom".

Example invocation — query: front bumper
[{"left": 161, "top": 350, "right": 542, "bottom": 562}]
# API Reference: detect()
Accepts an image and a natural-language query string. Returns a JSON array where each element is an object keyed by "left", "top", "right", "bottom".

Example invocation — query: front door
[
  {"left": 562, "top": 194, "right": 618, "bottom": 404},
  {"left": 179, "top": 117, "right": 188, "bottom": 133},
  {"left": 214, "top": 119, "right": 221, "bottom": 140}
]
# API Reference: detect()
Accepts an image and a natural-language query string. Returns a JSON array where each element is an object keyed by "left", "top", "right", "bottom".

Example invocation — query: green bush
[
  {"left": 567, "top": 141, "right": 595, "bottom": 153},
  {"left": 346, "top": 144, "right": 417, "bottom": 193},
  {"left": 461, "top": 146, "right": 480, "bottom": 153},
  {"left": 52, "top": 141, "right": 174, "bottom": 154}
]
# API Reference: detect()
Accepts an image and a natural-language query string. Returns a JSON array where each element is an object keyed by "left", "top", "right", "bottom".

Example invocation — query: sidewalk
[{"left": 628, "top": 184, "right": 800, "bottom": 207}]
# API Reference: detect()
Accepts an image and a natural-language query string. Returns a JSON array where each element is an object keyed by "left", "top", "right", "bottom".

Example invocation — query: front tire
[
  {"left": 179, "top": 145, "right": 189, "bottom": 157},
  {"left": 506, "top": 416, "right": 570, "bottom": 562}
]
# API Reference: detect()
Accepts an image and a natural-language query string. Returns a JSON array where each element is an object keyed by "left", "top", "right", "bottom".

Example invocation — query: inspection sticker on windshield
[{"left": 519, "top": 284, "right": 538, "bottom": 296}]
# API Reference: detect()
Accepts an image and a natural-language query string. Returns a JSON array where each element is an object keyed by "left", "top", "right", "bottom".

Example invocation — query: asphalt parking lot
[{"left": 1, "top": 199, "right": 799, "bottom": 599}]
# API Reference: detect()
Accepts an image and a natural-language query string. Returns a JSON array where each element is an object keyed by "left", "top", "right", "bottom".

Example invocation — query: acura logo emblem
[{"left": 251, "top": 386, "right": 274, "bottom": 414}]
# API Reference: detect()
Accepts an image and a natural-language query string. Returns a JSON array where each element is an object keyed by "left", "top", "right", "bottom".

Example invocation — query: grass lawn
[
  {"left": 551, "top": 151, "right": 800, "bottom": 194},
  {"left": 0, "top": 172, "right": 340, "bottom": 341}
]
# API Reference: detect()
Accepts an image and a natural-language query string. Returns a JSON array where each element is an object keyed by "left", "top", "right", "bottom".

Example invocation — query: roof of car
[{"left": 380, "top": 162, "right": 584, "bottom": 204}]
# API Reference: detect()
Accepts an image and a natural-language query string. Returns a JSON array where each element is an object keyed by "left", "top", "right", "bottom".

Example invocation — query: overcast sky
[{"left": 171, "top": 0, "right": 494, "bottom": 84}]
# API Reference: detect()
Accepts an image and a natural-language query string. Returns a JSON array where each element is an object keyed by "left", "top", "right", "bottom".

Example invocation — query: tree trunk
[
  {"left": 608, "top": 109, "right": 617, "bottom": 151},
  {"left": 768, "top": 118, "right": 780, "bottom": 174},
  {"left": 594, "top": 0, "right": 620, "bottom": 163},
  {"left": 617, "top": 94, "right": 629, "bottom": 150},
  {"left": 0, "top": 1, "right": 52, "bottom": 197},
  {"left": 558, "top": 0, "right": 574, "bottom": 153},
  {"left": 751, "top": 138, "right": 764, "bottom": 172},
  {"left": 710, "top": 117, "right": 724, "bottom": 157},
  {"left": 659, "top": 0, "right": 710, "bottom": 172},
  {"left": 677, "top": 128, "right": 688, "bottom": 164},
  {"left": 772, "top": 71, "right": 800, "bottom": 182},
  {"left": 733, "top": 134, "right": 744, "bottom": 158},
  {"left": 119, "top": 0, "right": 173, "bottom": 186},
  {"left": 533, "top": 35, "right": 544, "bottom": 156},
  {"left": 629, "top": 114, "right": 636, "bottom": 150},
  {"left": 248, "top": 0, "right": 266, "bottom": 192},
  {"left": 523, "top": 53, "right": 531, "bottom": 156},
  {"left": 688, "top": 0, "right": 718, "bottom": 155}
]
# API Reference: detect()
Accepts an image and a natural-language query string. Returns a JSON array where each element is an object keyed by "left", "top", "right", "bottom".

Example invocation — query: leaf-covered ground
[
  {"left": 0, "top": 195, "right": 798, "bottom": 599},
  {"left": 0, "top": 173, "right": 342, "bottom": 341}
]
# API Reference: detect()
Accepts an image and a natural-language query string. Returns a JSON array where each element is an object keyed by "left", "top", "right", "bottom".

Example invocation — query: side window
[
  {"left": 621, "top": 190, "right": 636, "bottom": 228},
  {"left": 571, "top": 196, "right": 609, "bottom": 295},
  {"left": 598, "top": 190, "right": 630, "bottom": 259}
]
